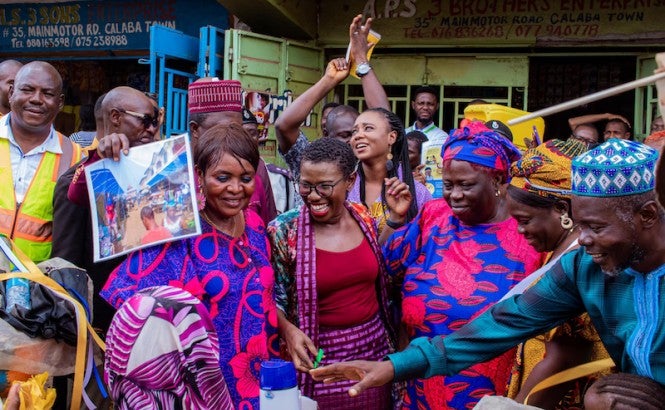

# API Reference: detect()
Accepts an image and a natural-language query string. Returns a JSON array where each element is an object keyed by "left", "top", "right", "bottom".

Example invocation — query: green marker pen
[{"left": 313, "top": 348, "right": 325, "bottom": 368}]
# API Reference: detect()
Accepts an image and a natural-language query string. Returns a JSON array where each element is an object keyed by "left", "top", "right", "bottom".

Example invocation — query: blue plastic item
[{"left": 260, "top": 359, "right": 297, "bottom": 391}]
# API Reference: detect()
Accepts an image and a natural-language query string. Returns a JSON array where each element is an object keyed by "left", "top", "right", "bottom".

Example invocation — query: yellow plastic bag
[{"left": 16, "top": 372, "right": 55, "bottom": 410}]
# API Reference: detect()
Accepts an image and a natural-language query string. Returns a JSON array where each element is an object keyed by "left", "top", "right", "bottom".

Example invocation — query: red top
[{"left": 316, "top": 238, "right": 380, "bottom": 327}]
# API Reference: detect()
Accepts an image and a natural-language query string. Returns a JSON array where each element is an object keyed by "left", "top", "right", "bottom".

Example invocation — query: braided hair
[{"left": 357, "top": 107, "right": 419, "bottom": 222}]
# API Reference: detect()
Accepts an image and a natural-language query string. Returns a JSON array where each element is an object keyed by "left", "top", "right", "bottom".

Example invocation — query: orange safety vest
[{"left": 0, "top": 133, "right": 82, "bottom": 263}]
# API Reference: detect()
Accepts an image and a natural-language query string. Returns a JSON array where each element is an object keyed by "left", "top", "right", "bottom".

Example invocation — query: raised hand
[
  {"left": 349, "top": 14, "right": 373, "bottom": 64},
  {"left": 384, "top": 177, "right": 412, "bottom": 225},
  {"left": 310, "top": 360, "right": 395, "bottom": 397},
  {"left": 324, "top": 58, "right": 350, "bottom": 84}
]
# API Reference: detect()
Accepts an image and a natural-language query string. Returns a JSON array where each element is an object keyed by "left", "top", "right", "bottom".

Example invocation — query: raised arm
[
  {"left": 274, "top": 59, "right": 349, "bottom": 153},
  {"left": 349, "top": 15, "right": 390, "bottom": 111},
  {"left": 568, "top": 113, "right": 631, "bottom": 131}
]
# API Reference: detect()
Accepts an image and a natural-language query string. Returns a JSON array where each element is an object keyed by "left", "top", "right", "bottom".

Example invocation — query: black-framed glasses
[
  {"left": 297, "top": 177, "right": 346, "bottom": 198},
  {"left": 115, "top": 107, "right": 159, "bottom": 129}
]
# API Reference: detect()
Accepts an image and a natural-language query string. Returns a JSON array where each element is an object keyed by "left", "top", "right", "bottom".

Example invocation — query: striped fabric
[
  {"left": 104, "top": 286, "right": 233, "bottom": 410},
  {"left": 315, "top": 314, "right": 392, "bottom": 409}
]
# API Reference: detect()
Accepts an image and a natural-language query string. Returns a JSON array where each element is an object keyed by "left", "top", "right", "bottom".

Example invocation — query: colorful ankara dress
[
  {"left": 104, "top": 286, "right": 233, "bottom": 410},
  {"left": 268, "top": 202, "right": 398, "bottom": 409},
  {"left": 383, "top": 199, "right": 543, "bottom": 410},
  {"left": 102, "top": 209, "right": 278, "bottom": 410}
]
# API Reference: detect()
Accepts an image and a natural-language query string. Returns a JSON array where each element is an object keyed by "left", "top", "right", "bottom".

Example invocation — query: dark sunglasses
[{"left": 115, "top": 107, "right": 159, "bottom": 129}]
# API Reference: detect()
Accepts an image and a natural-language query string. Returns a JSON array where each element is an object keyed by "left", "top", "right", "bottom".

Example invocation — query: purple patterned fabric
[
  {"left": 316, "top": 314, "right": 392, "bottom": 409},
  {"left": 104, "top": 286, "right": 233, "bottom": 410},
  {"left": 102, "top": 210, "right": 279, "bottom": 410}
]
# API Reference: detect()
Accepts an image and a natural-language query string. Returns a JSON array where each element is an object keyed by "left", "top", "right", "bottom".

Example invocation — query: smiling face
[
  {"left": 201, "top": 153, "right": 255, "bottom": 221},
  {"left": 351, "top": 111, "right": 396, "bottom": 163},
  {"left": 442, "top": 160, "right": 500, "bottom": 225},
  {"left": 9, "top": 62, "right": 63, "bottom": 135},
  {"left": 573, "top": 195, "right": 644, "bottom": 275},
  {"left": 507, "top": 194, "right": 568, "bottom": 252},
  {"left": 298, "top": 160, "right": 353, "bottom": 224}
]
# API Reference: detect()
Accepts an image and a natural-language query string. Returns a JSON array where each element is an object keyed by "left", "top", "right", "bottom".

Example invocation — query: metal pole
[{"left": 508, "top": 71, "right": 665, "bottom": 126}]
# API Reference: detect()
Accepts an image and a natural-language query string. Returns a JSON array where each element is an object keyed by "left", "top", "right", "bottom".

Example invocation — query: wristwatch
[{"left": 355, "top": 62, "right": 372, "bottom": 78}]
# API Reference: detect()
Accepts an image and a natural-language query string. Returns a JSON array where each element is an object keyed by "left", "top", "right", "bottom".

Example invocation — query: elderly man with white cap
[{"left": 311, "top": 138, "right": 665, "bottom": 407}]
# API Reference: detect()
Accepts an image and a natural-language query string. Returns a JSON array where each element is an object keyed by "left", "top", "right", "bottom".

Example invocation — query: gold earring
[{"left": 560, "top": 212, "right": 573, "bottom": 230}]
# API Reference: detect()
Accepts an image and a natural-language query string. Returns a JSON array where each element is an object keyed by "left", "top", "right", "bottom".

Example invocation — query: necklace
[{"left": 201, "top": 209, "right": 241, "bottom": 237}]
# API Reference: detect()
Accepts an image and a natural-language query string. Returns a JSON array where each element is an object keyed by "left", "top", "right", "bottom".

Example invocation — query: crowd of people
[{"left": 1, "top": 13, "right": 665, "bottom": 410}]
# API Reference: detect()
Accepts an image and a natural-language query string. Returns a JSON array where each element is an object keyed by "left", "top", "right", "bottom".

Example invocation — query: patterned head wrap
[
  {"left": 510, "top": 138, "right": 588, "bottom": 200},
  {"left": 572, "top": 138, "right": 658, "bottom": 197},
  {"left": 442, "top": 120, "right": 522, "bottom": 182},
  {"left": 188, "top": 79, "right": 242, "bottom": 114}
]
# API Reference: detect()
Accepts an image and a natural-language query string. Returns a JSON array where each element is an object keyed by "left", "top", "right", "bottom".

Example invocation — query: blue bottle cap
[{"left": 260, "top": 359, "right": 297, "bottom": 390}]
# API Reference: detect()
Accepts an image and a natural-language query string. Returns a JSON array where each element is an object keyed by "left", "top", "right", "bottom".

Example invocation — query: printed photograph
[
  {"left": 85, "top": 135, "right": 200, "bottom": 262},
  {"left": 244, "top": 90, "right": 272, "bottom": 141}
]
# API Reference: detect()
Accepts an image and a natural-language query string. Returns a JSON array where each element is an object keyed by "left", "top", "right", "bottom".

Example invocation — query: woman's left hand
[{"left": 384, "top": 177, "right": 412, "bottom": 224}]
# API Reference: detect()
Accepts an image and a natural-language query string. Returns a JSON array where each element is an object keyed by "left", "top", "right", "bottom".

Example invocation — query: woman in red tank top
[{"left": 267, "top": 137, "right": 410, "bottom": 409}]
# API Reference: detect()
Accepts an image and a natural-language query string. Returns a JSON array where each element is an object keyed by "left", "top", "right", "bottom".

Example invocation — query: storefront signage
[
  {"left": 320, "top": 0, "right": 665, "bottom": 47},
  {"left": 0, "top": 0, "right": 228, "bottom": 53}
]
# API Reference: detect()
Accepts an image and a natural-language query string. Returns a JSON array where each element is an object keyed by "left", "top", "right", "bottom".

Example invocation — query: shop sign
[
  {"left": 319, "top": 0, "right": 665, "bottom": 47},
  {"left": 0, "top": 0, "right": 228, "bottom": 53}
]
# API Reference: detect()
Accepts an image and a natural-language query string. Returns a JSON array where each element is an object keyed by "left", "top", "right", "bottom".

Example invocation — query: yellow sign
[{"left": 319, "top": 0, "right": 665, "bottom": 47}]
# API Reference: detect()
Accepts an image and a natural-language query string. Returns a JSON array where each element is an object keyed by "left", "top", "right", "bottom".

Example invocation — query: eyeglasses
[
  {"left": 115, "top": 107, "right": 159, "bottom": 129},
  {"left": 297, "top": 177, "right": 346, "bottom": 198}
]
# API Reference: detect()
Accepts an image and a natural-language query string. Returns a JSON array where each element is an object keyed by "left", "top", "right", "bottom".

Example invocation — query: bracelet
[{"left": 385, "top": 219, "right": 404, "bottom": 229}]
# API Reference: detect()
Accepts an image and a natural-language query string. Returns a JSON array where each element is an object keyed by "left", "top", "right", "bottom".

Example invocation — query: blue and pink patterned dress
[
  {"left": 102, "top": 209, "right": 279, "bottom": 410},
  {"left": 383, "top": 199, "right": 543, "bottom": 409}
]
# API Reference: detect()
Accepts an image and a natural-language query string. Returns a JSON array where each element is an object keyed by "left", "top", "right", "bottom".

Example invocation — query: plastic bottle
[
  {"left": 5, "top": 277, "right": 31, "bottom": 311},
  {"left": 259, "top": 359, "right": 301, "bottom": 410}
]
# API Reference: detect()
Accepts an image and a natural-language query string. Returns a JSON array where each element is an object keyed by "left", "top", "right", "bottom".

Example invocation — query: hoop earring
[
  {"left": 560, "top": 212, "right": 573, "bottom": 230},
  {"left": 386, "top": 151, "right": 394, "bottom": 172}
]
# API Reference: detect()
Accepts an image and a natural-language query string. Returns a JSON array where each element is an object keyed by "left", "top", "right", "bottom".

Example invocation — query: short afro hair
[{"left": 301, "top": 137, "right": 357, "bottom": 179}]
